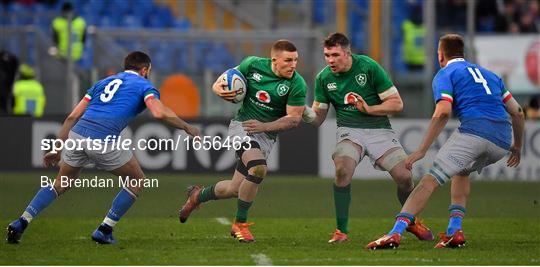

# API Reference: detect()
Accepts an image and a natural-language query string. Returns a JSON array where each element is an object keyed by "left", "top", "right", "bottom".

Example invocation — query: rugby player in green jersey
[
  {"left": 179, "top": 40, "right": 307, "bottom": 243},
  {"left": 302, "top": 33, "right": 433, "bottom": 243}
]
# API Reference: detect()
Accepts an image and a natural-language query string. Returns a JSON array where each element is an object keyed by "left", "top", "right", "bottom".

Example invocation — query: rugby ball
[{"left": 221, "top": 68, "right": 247, "bottom": 103}]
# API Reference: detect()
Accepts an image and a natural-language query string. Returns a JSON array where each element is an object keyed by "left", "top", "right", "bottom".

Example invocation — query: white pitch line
[
  {"left": 251, "top": 253, "right": 273, "bottom": 266},
  {"left": 215, "top": 217, "right": 231, "bottom": 225}
]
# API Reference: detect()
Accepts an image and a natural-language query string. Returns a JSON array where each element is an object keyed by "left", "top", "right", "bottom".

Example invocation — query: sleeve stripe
[
  {"left": 83, "top": 94, "right": 91, "bottom": 102},
  {"left": 440, "top": 97, "right": 453, "bottom": 103},
  {"left": 440, "top": 93, "right": 453, "bottom": 101},
  {"left": 378, "top": 86, "right": 398, "bottom": 99},
  {"left": 144, "top": 93, "right": 155, "bottom": 101},
  {"left": 502, "top": 91, "right": 512, "bottom": 103}
]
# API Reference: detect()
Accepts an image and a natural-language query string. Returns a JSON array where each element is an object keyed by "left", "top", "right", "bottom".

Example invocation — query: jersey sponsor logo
[
  {"left": 355, "top": 73, "right": 367, "bottom": 87},
  {"left": 344, "top": 92, "right": 358, "bottom": 104},
  {"left": 252, "top": 72, "right": 263, "bottom": 82},
  {"left": 327, "top": 82, "right": 337, "bottom": 91},
  {"left": 255, "top": 90, "right": 271, "bottom": 103},
  {"left": 277, "top": 84, "right": 289, "bottom": 96}
]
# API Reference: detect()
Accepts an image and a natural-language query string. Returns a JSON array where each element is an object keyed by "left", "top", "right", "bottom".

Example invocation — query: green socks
[
  {"left": 198, "top": 185, "right": 217, "bottom": 203},
  {"left": 333, "top": 183, "right": 351, "bottom": 234},
  {"left": 235, "top": 199, "right": 253, "bottom": 223}
]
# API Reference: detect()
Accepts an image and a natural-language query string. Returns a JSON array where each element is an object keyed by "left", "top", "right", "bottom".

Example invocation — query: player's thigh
[
  {"left": 332, "top": 139, "right": 363, "bottom": 164},
  {"left": 430, "top": 131, "right": 485, "bottom": 185},
  {"left": 89, "top": 145, "right": 133, "bottom": 173},
  {"left": 361, "top": 129, "right": 404, "bottom": 171},
  {"left": 61, "top": 131, "right": 91, "bottom": 169},
  {"left": 378, "top": 147, "right": 411, "bottom": 183}
]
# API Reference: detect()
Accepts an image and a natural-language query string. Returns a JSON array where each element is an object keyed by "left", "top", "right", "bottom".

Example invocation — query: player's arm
[
  {"left": 242, "top": 105, "right": 304, "bottom": 134},
  {"left": 302, "top": 101, "right": 329, "bottom": 127},
  {"left": 352, "top": 86, "right": 403, "bottom": 116},
  {"left": 43, "top": 98, "right": 89, "bottom": 167},
  {"left": 145, "top": 97, "right": 200, "bottom": 137},
  {"left": 404, "top": 100, "right": 452, "bottom": 170},
  {"left": 57, "top": 98, "right": 89, "bottom": 142},
  {"left": 504, "top": 96, "right": 525, "bottom": 167},
  {"left": 212, "top": 72, "right": 238, "bottom": 102}
]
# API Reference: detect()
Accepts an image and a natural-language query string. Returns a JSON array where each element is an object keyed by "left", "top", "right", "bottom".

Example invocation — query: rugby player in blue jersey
[
  {"left": 6, "top": 51, "right": 200, "bottom": 244},
  {"left": 366, "top": 34, "right": 524, "bottom": 250}
]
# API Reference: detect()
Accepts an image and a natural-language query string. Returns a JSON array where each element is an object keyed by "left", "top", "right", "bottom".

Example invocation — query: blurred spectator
[
  {"left": 50, "top": 2, "right": 87, "bottom": 61},
  {"left": 493, "top": 0, "right": 539, "bottom": 33},
  {"left": 525, "top": 96, "right": 540, "bottom": 119},
  {"left": 476, "top": 0, "right": 499, "bottom": 32},
  {"left": 494, "top": 0, "right": 520, "bottom": 32},
  {"left": 402, "top": 4, "right": 425, "bottom": 71},
  {"left": 518, "top": 0, "right": 539, "bottom": 32},
  {"left": 437, "top": 0, "right": 467, "bottom": 31},
  {"left": 0, "top": 49, "right": 19, "bottom": 115},
  {"left": 12, "top": 64, "right": 46, "bottom": 117}
]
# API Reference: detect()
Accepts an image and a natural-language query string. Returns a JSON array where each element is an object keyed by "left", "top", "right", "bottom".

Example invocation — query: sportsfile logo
[{"left": 327, "top": 82, "right": 337, "bottom": 91}]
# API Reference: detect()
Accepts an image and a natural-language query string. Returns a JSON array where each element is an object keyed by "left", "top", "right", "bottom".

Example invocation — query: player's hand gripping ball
[{"left": 222, "top": 68, "right": 247, "bottom": 103}]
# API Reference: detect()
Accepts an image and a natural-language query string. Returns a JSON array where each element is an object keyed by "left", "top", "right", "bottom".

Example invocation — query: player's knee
[
  {"left": 419, "top": 175, "right": 441, "bottom": 191},
  {"left": 335, "top": 164, "right": 353, "bottom": 181},
  {"left": 249, "top": 165, "right": 267, "bottom": 178},
  {"left": 393, "top": 169, "right": 413, "bottom": 188},
  {"left": 245, "top": 159, "right": 267, "bottom": 184}
]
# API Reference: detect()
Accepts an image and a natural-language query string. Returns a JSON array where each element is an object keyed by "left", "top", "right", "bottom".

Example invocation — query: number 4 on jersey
[{"left": 467, "top": 67, "right": 491, "bottom": 95}]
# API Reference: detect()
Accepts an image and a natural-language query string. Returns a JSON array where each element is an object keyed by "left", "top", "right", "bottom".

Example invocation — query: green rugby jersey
[
  {"left": 233, "top": 56, "right": 307, "bottom": 139},
  {"left": 315, "top": 54, "right": 395, "bottom": 129}
]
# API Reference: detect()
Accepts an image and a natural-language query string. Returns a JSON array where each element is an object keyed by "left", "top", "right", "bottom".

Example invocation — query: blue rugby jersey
[
  {"left": 432, "top": 58, "right": 512, "bottom": 150},
  {"left": 72, "top": 71, "right": 160, "bottom": 140}
]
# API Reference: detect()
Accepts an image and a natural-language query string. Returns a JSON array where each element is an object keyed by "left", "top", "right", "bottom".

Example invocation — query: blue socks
[
  {"left": 388, "top": 212, "right": 415, "bottom": 235},
  {"left": 103, "top": 188, "right": 137, "bottom": 227},
  {"left": 22, "top": 185, "right": 58, "bottom": 222},
  {"left": 446, "top": 204, "right": 466, "bottom": 235}
]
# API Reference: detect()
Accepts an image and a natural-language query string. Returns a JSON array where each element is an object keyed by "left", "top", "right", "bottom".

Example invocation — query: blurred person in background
[
  {"left": 50, "top": 2, "right": 86, "bottom": 62},
  {"left": 12, "top": 64, "right": 46, "bottom": 117},
  {"left": 0, "top": 49, "right": 19, "bottom": 115},
  {"left": 495, "top": 0, "right": 520, "bottom": 32},
  {"left": 402, "top": 4, "right": 425, "bottom": 71},
  {"left": 525, "top": 96, "right": 539, "bottom": 119}
]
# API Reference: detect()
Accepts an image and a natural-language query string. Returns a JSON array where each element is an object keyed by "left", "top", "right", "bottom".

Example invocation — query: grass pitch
[{"left": 1, "top": 172, "right": 539, "bottom": 265}]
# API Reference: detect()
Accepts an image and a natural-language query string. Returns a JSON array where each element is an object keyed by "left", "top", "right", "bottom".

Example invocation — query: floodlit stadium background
[{"left": 1, "top": 0, "right": 538, "bottom": 179}]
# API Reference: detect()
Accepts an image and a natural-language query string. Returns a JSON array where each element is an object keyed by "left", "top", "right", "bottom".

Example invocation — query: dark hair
[
  {"left": 529, "top": 96, "right": 539, "bottom": 109},
  {"left": 323, "top": 32, "right": 351, "bottom": 49},
  {"left": 124, "top": 51, "right": 151, "bottom": 71},
  {"left": 439, "top": 34, "right": 465, "bottom": 59},
  {"left": 61, "top": 2, "right": 73, "bottom": 12},
  {"left": 271, "top": 39, "right": 297, "bottom": 53}
]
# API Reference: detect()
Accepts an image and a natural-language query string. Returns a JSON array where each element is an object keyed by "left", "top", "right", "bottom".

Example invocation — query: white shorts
[
  {"left": 228, "top": 120, "right": 276, "bottom": 159},
  {"left": 61, "top": 131, "right": 133, "bottom": 171},
  {"left": 335, "top": 127, "right": 404, "bottom": 169},
  {"left": 429, "top": 130, "right": 508, "bottom": 185}
]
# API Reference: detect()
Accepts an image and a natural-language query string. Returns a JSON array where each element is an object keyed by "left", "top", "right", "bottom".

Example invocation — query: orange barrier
[{"left": 159, "top": 74, "right": 200, "bottom": 118}]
